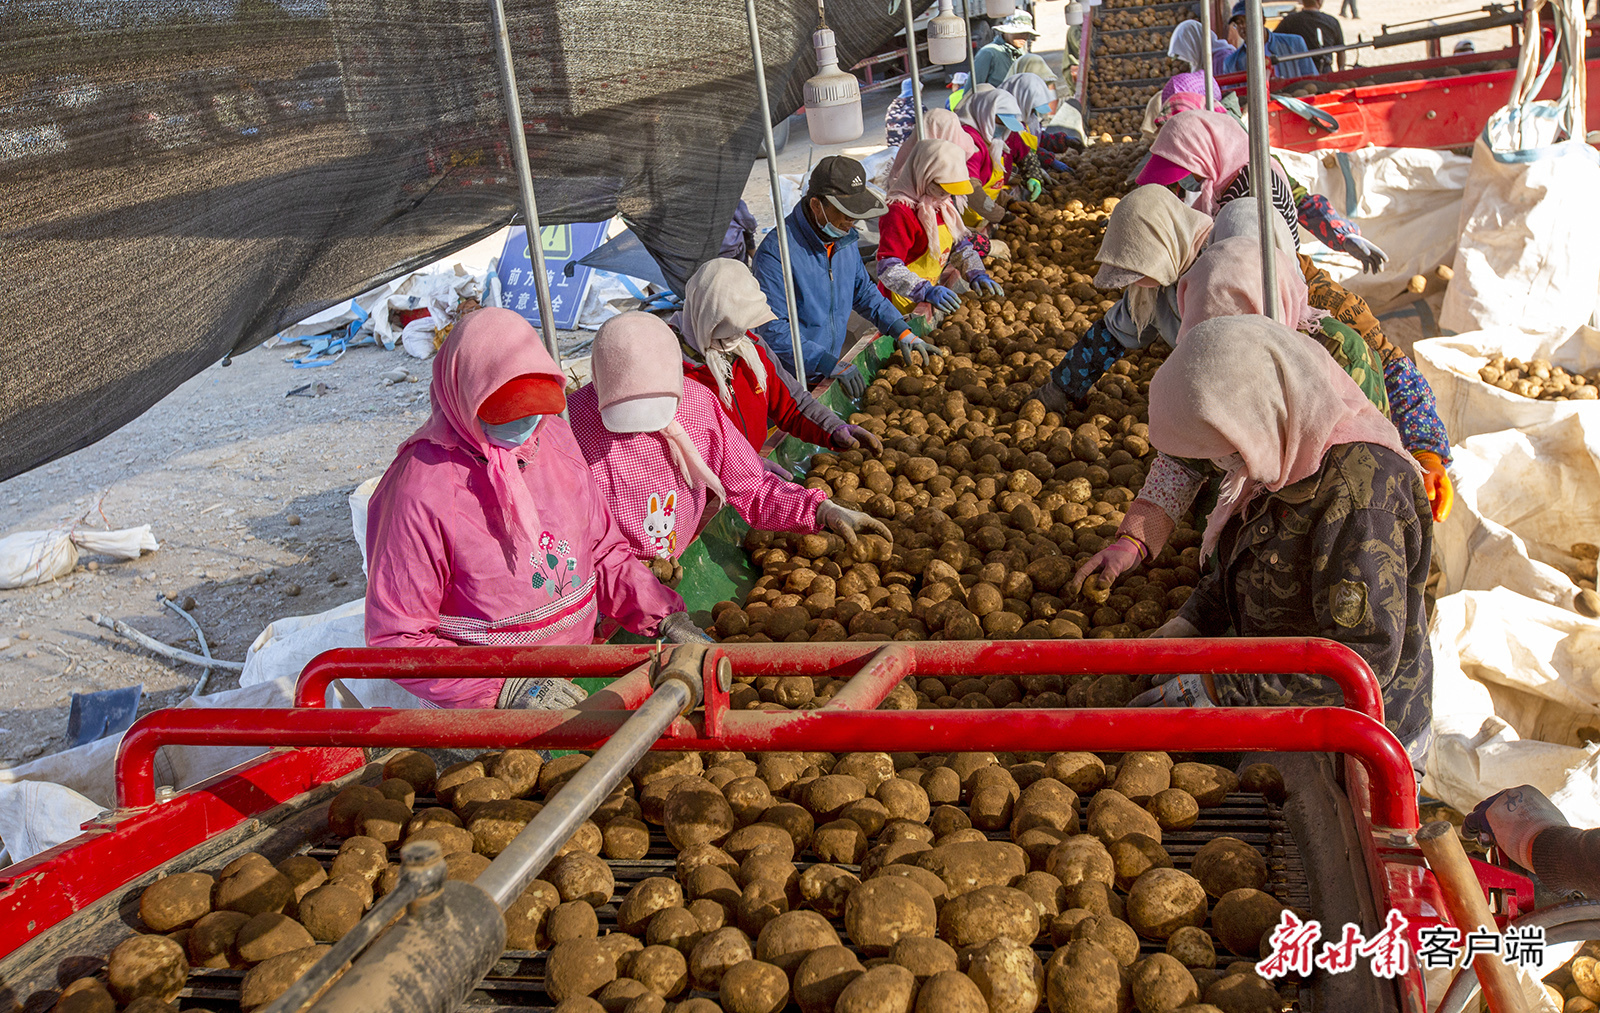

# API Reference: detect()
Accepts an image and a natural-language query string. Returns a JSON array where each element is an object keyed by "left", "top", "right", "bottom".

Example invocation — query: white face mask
[
  {"left": 1211, "top": 452, "right": 1244, "bottom": 472},
  {"left": 481, "top": 414, "right": 543, "bottom": 449}
]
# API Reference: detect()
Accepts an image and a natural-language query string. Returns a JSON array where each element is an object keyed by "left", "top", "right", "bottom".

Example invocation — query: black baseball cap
[{"left": 806, "top": 156, "right": 888, "bottom": 220}]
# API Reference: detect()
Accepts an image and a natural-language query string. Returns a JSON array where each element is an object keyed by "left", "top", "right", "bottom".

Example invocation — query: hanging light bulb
[
  {"left": 804, "top": 18, "right": 863, "bottom": 144},
  {"left": 987, "top": 0, "right": 1015, "bottom": 17},
  {"left": 928, "top": 0, "right": 969, "bottom": 65},
  {"left": 1063, "top": 0, "right": 1083, "bottom": 24}
]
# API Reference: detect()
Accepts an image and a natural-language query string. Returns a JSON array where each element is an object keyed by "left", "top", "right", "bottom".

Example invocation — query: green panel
[{"left": 608, "top": 331, "right": 899, "bottom": 644}]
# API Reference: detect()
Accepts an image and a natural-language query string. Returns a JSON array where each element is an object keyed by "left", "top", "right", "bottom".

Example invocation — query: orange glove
[{"left": 1413, "top": 451, "right": 1453, "bottom": 522}]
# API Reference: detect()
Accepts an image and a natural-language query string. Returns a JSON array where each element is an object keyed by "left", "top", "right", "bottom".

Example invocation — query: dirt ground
[{"left": 0, "top": 0, "right": 1489, "bottom": 768}]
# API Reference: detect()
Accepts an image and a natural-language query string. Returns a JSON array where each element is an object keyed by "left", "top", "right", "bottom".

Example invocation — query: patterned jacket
[{"left": 1177, "top": 442, "right": 1434, "bottom": 761}]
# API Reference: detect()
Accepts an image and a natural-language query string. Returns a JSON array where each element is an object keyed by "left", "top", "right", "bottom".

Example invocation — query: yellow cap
[{"left": 939, "top": 178, "right": 974, "bottom": 195}]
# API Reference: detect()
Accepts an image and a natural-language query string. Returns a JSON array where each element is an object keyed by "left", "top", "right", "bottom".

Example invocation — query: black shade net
[{"left": 0, "top": 0, "right": 906, "bottom": 482}]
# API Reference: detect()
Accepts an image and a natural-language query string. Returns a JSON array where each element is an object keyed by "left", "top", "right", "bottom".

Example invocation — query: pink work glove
[
  {"left": 1071, "top": 535, "right": 1147, "bottom": 594},
  {"left": 1071, "top": 498, "right": 1178, "bottom": 593}
]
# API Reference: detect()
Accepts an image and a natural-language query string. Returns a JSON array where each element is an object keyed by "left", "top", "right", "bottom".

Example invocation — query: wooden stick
[{"left": 1416, "top": 820, "right": 1530, "bottom": 1013}]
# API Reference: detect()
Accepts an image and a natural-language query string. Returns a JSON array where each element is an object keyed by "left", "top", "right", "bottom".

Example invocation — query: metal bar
[
  {"left": 1075, "top": 4, "right": 1095, "bottom": 111},
  {"left": 110, "top": 703, "right": 1417, "bottom": 830},
  {"left": 571, "top": 663, "right": 654, "bottom": 712},
  {"left": 1417, "top": 822, "right": 1531, "bottom": 1013},
  {"left": 820, "top": 645, "right": 913, "bottom": 710},
  {"left": 487, "top": 0, "right": 563, "bottom": 374},
  {"left": 904, "top": 0, "right": 926, "bottom": 141},
  {"left": 1201, "top": 0, "right": 1216, "bottom": 109},
  {"left": 745, "top": 0, "right": 808, "bottom": 390},
  {"left": 1274, "top": 39, "right": 1374, "bottom": 62},
  {"left": 291, "top": 639, "right": 1384, "bottom": 723},
  {"left": 475, "top": 679, "right": 692, "bottom": 907},
  {"left": 1243, "top": 0, "right": 1279, "bottom": 322},
  {"left": 961, "top": 0, "right": 977, "bottom": 90}
]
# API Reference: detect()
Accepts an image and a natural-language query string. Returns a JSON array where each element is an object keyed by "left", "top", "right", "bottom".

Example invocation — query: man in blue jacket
[
  {"left": 1222, "top": 0, "right": 1317, "bottom": 80},
  {"left": 752, "top": 156, "right": 928, "bottom": 399}
]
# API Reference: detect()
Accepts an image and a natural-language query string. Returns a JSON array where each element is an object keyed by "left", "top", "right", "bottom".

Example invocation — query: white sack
[
  {"left": 1272, "top": 145, "right": 1471, "bottom": 304},
  {"left": 241, "top": 597, "right": 425, "bottom": 711},
  {"left": 0, "top": 524, "right": 159, "bottom": 589},
  {"left": 349, "top": 477, "right": 381, "bottom": 576},
  {"left": 1434, "top": 415, "right": 1600, "bottom": 608},
  {"left": 0, "top": 780, "right": 103, "bottom": 865},
  {"left": 1413, "top": 326, "right": 1600, "bottom": 442}
]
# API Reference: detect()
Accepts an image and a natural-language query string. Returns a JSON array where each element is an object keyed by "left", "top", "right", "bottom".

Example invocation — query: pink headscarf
[
  {"left": 1148, "top": 315, "right": 1418, "bottom": 556},
  {"left": 1175, "top": 235, "right": 1324, "bottom": 341},
  {"left": 398, "top": 307, "right": 563, "bottom": 559},
  {"left": 888, "top": 108, "right": 978, "bottom": 190},
  {"left": 886, "top": 138, "right": 970, "bottom": 247},
  {"left": 1148, "top": 110, "right": 1250, "bottom": 215}
]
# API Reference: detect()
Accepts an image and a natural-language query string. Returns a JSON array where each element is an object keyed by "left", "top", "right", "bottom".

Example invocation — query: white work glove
[
  {"left": 1130, "top": 673, "right": 1216, "bottom": 708},
  {"left": 1341, "top": 234, "right": 1388, "bottom": 274},
  {"left": 659, "top": 611, "right": 713, "bottom": 644},
  {"left": 815, "top": 499, "right": 893, "bottom": 546},
  {"left": 1465, "top": 784, "right": 1571, "bottom": 869}
]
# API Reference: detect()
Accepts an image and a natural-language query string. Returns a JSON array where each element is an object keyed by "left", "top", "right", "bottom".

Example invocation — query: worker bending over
[
  {"left": 997, "top": 72, "right": 1073, "bottom": 177},
  {"left": 674, "top": 259, "right": 881, "bottom": 461},
  {"left": 753, "top": 156, "right": 917, "bottom": 399},
  {"left": 876, "top": 139, "right": 1004, "bottom": 341},
  {"left": 570, "top": 312, "right": 890, "bottom": 589},
  {"left": 958, "top": 90, "right": 1041, "bottom": 202},
  {"left": 363, "top": 308, "right": 700, "bottom": 708},
  {"left": 1137, "top": 315, "right": 1434, "bottom": 773}
]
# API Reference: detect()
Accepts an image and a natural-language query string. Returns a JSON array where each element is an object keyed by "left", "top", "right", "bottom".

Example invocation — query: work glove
[
  {"left": 969, "top": 272, "right": 1005, "bottom": 299},
  {"left": 897, "top": 333, "right": 946, "bottom": 368},
  {"left": 1130, "top": 672, "right": 1216, "bottom": 707},
  {"left": 1412, "top": 450, "right": 1453, "bottom": 522},
  {"left": 925, "top": 285, "right": 962, "bottom": 315},
  {"left": 1071, "top": 535, "right": 1147, "bottom": 594},
  {"left": 1040, "top": 153, "right": 1074, "bottom": 174},
  {"left": 1024, "top": 178, "right": 1044, "bottom": 201},
  {"left": 1340, "top": 234, "right": 1388, "bottom": 274},
  {"left": 761, "top": 457, "right": 793, "bottom": 480},
  {"left": 1040, "top": 130, "right": 1085, "bottom": 154},
  {"left": 1148, "top": 616, "right": 1200, "bottom": 639},
  {"left": 832, "top": 363, "right": 866, "bottom": 399},
  {"left": 1464, "top": 784, "right": 1569, "bottom": 869},
  {"left": 497, "top": 677, "right": 589, "bottom": 710},
  {"left": 832, "top": 424, "right": 884, "bottom": 453},
  {"left": 816, "top": 499, "right": 893, "bottom": 546},
  {"left": 659, "top": 611, "right": 714, "bottom": 644}
]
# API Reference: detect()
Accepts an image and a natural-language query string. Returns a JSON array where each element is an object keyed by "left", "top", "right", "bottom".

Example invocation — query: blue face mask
[
  {"left": 481, "top": 414, "right": 543, "bottom": 448},
  {"left": 812, "top": 199, "right": 852, "bottom": 239}
]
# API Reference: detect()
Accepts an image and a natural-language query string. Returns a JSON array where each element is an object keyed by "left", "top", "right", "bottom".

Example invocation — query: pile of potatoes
[
  {"left": 63, "top": 745, "right": 1298, "bottom": 1013},
  {"left": 1089, "top": 85, "right": 1163, "bottom": 111},
  {"left": 1096, "top": 9, "right": 1185, "bottom": 32},
  {"left": 715, "top": 141, "right": 1204, "bottom": 650},
  {"left": 1094, "top": 30, "right": 1176, "bottom": 55},
  {"left": 1478, "top": 356, "right": 1600, "bottom": 400},
  {"left": 1543, "top": 941, "right": 1600, "bottom": 1011},
  {"left": 1092, "top": 55, "right": 1189, "bottom": 83},
  {"left": 1089, "top": 111, "right": 1144, "bottom": 138}
]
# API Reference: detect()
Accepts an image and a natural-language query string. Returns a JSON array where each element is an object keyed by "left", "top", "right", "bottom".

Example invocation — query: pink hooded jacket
[
  {"left": 568, "top": 380, "right": 826, "bottom": 562},
  {"left": 364, "top": 308, "right": 684, "bottom": 708}
]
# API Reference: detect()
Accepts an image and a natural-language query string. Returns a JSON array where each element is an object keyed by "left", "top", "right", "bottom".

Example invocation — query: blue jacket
[
  {"left": 1223, "top": 31, "right": 1317, "bottom": 80},
  {"left": 752, "top": 204, "right": 910, "bottom": 383}
]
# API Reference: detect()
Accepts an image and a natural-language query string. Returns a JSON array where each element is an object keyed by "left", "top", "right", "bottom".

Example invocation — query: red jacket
[{"left": 684, "top": 337, "right": 837, "bottom": 452}]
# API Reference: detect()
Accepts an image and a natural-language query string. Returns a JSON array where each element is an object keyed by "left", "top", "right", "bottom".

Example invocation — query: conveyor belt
[{"left": 172, "top": 791, "right": 1306, "bottom": 1012}]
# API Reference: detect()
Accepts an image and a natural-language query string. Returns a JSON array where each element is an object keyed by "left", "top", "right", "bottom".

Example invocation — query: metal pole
[
  {"left": 1244, "top": 0, "right": 1278, "bottom": 322},
  {"left": 1200, "top": 0, "right": 1216, "bottom": 110},
  {"left": 488, "top": 0, "right": 564, "bottom": 374},
  {"left": 961, "top": 0, "right": 977, "bottom": 89},
  {"left": 905, "top": 0, "right": 926, "bottom": 140},
  {"left": 475, "top": 678, "right": 693, "bottom": 907},
  {"left": 1075, "top": 4, "right": 1093, "bottom": 110},
  {"left": 746, "top": 0, "right": 809, "bottom": 389}
]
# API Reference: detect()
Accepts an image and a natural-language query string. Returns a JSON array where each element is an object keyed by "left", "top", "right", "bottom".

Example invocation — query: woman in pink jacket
[
  {"left": 569, "top": 312, "right": 889, "bottom": 581},
  {"left": 364, "top": 308, "right": 704, "bottom": 709}
]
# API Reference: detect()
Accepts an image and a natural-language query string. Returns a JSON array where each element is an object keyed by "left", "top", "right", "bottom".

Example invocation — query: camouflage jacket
[{"left": 1178, "top": 442, "right": 1434, "bottom": 758}]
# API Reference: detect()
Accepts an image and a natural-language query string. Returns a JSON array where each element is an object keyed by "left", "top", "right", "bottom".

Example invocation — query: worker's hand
[
  {"left": 1464, "top": 784, "right": 1570, "bottom": 869},
  {"left": 897, "top": 334, "right": 946, "bottom": 367},
  {"left": 1024, "top": 178, "right": 1044, "bottom": 201},
  {"left": 1148, "top": 616, "right": 1200, "bottom": 638},
  {"left": 969, "top": 272, "right": 1005, "bottom": 300},
  {"left": 1040, "top": 153, "right": 1074, "bottom": 174},
  {"left": 1413, "top": 450, "right": 1453, "bottom": 522},
  {"left": 925, "top": 285, "right": 962, "bottom": 315},
  {"left": 1341, "top": 233, "right": 1389, "bottom": 274},
  {"left": 832, "top": 363, "right": 866, "bottom": 399},
  {"left": 1040, "top": 130, "right": 1085, "bottom": 154},
  {"left": 832, "top": 424, "right": 884, "bottom": 453},
  {"left": 817, "top": 499, "right": 893, "bottom": 546},
  {"left": 659, "top": 611, "right": 714, "bottom": 644},
  {"left": 1130, "top": 672, "right": 1216, "bottom": 707},
  {"left": 761, "top": 457, "right": 793, "bottom": 480},
  {"left": 1070, "top": 535, "right": 1147, "bottom": 594}
]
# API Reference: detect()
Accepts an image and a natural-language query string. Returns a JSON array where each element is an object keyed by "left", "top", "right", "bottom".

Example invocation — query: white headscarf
[
  {"left": 958, "top": 88, "right": 1022, "bottom": 169},
  {"left": 999, "top": 73, "right": 1052, "bottom": 135},
  {"left": 1167, "top": 20, "right": 1231, "bottom": 74},
  {"left": 672, "top": 259, "right": 776, "bottom": 409}
]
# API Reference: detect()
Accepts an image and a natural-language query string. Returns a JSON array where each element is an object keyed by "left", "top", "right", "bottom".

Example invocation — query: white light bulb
[
  {"left": 928, "top": 0, "right": 969, "bottom": 65},
  {"left": 804, "top": 25, "right": 864, "bottom": 144}
]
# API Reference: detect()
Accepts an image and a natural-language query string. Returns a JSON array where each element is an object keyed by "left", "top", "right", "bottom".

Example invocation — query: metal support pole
[
  {"left": 746, "top": 0, "right": 809, "bottom": 389},
  {"left": 1243, "top": 0, "right": 1278, "bottom": 322},
  {"left": 1200, "top": 0, "right": 1216, "bottom": 110},
  {"left": 961, "top": 0, "right": 977, "bottom": 89},
  {"left": 904, "top": 0, "right": 926, "bottom": 140},
  {"left": 488, "top": 0, "right": 564, "bottom": 374},
  {"left": 475, "top": 667, "right": 698, "bottom": 907},
  {"left": 1075, "top": 4, "right": 1093, "bottom": 110}
]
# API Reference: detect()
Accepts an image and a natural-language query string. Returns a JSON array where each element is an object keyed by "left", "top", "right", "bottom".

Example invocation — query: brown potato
[
  {"left": 1190, "top": 838, "right": 1269, "bottom": 899},
  {"left": 187, "top": 910, "right": 251, "bottom": 968},
  {"left": 504, "top": 879, "right": 561, "bottom": 950},
  {"left": 718, "top": 960, "right": 789, "bottom": 1013},
  {"left": 937, "top": 885, "right": 1041, "bottom": 948},
  {"left": 1212, "top": 888, "right": 1285, "bottom": 958},
  {"left": 1146, "top": 789, "right": 1200, "bottom": 831},
  {"left": 139, "top": 872, "right": 214, "bottom": 932},
  {"left": 1126, "top": 868, "right": 1208, "bottom": 941},
  {"left": 794, "top": 946, "right": 866, "bottom": 1013},
  {"left": 107, "top": 934, "right": 188, "bottom": 1005},
  {"left": 798, "top": 863, "right": 860, "bottom": 919},
  {"left": 546, "top": 939, "right": 618, "bottom": 1003},
  {"left": 888, "top": 935, "right": 958, "bottom": 984},
  {"left": 617, "top": 877, "right": 685, "bottom": 935},
  {"left": 238, "top": 944, "right": 328, "bottom": 1010},
  {"left": 1045, "top": 938, "right": 1123, "bottom": 1013},
  {"left": 548, "top": 852, "right": 615, "bottom": 908},
  {"left": 1130, "top": 953, "right": 1200, "bottom": 1013},
  {"left": 835, "top": 963, "right": 916, "bottom": 1013},
  {"left": 754, "top": 909, "right": 840, "bottom": 974},
  {"left": 912, "top": 840, "right": 1027, "bottom": 898},
  {"left": 1086, "top": 788, "right": 1163, "bottom": 846},
  {"left": 689, "top": 926, "right": 753, "bottom": 990},
  {"left": 1169, "top": 763, "right": 1239, "bottom": 807},
  {"left": 1109, "top": 833, "right": 1174, "bottom": 890},
  {"left": 844, "top": 876, "right": 938, "bottom": 954},
  {"left": 915, "top": 969, "right": 987, "bottom": 1013},
  {"left": 212, "top": 862, "right": 292, "bottom": 917},
  {"left": 298, "top": 884, "right": 364, "bottom": 941}
]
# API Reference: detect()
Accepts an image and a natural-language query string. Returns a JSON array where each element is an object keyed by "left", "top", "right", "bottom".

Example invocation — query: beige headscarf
[
  {"left": 888, "top": 108, "right": 978, "bottom": 190},
  {"left": 1094, "top": 185, "right": 1214, "bottom": 330},
  {"left": 885, "top": 138, "right": 971, "bottom": 248},
  {"left": 673, "top": 259, "right": 776, "bottom": 409},
  {"left": 1148, "top": 315, "right": 1418, "bottom": 556}
]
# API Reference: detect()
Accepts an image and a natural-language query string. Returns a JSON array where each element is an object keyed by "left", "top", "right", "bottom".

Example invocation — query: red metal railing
[{"left": 292, "top": 638, "right": 1385, "bottom": 724}]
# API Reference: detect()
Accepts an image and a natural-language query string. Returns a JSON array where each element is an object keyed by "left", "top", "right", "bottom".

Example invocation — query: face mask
[
  {"left": 1211, "top": 452, "right": 1244, "bottom": 472},
  {"left": 812, "top": 199, "right": 851, "bottom": 239},
  {"left": 481, "top": 414, "right": 543, "bottom": 449}
]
